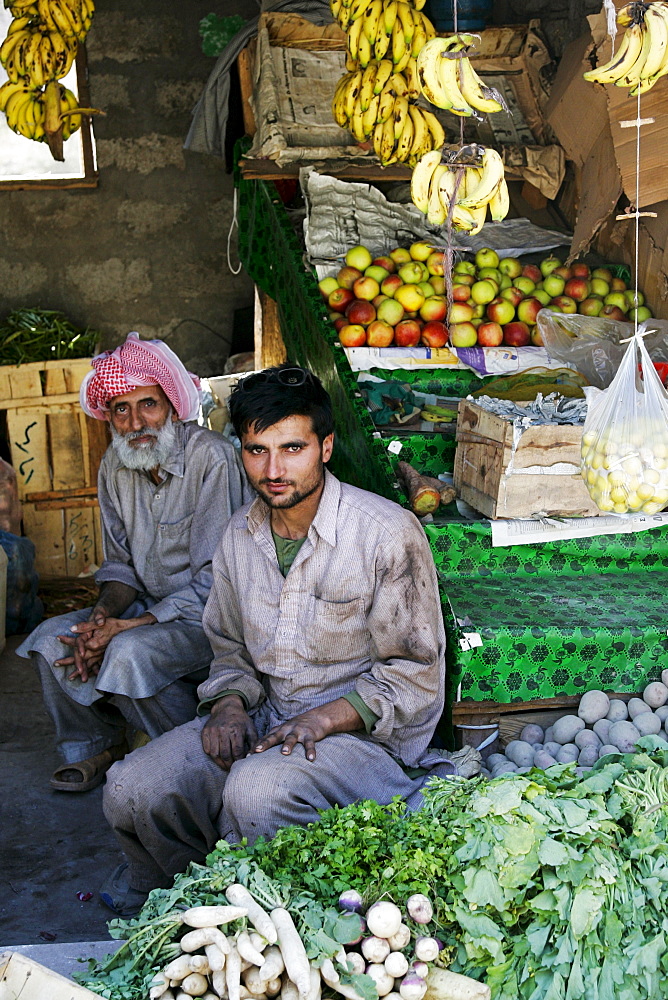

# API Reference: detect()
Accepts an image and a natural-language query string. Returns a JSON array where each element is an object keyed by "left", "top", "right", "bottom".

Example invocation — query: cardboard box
[
  {"left": 453, "top": 399, "right": 600, "bottom": 519},
  {"left": 0, "top": 951, "right": 103, "bottom": 999}
]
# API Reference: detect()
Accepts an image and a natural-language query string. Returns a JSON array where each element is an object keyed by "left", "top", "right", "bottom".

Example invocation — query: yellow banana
[
  {"left": 383, "top": 0, "right": 398, "bottom": 35},
  {"left": 377, "top": 86, "right": 395, "bottom": 123},
  {"left": 373, "top": 59, "right": 393, "bottom": 94},
  {"left": 391, "top": 17, "right": 407, "bottom": 66},
  {"left": 372, "top": 121, "right": 385, "bottom": 158},
  {"left": 344, "top": 69, "right": 363, "bottom": 119},
  {"left": 466, "top": 202, "right": 487, "bottom": 236},
  {"left": 392, "top": 93, "right": 409, "bottom": 139},
  {"left": 616, "top": 2, "right": 635, "bottom": 27},
  {"left": 396, "top": 2, "right": 415, "bottom": 47},
  {"left": 457, "top": 55, "right": 503, "bottom": 113},
  {"left": 347, "top": 16, "right": 364, "bottom": 63},
  {"left": 358, "top": 61, "right": 378, "bottom": 111},
  {"left": 374, "top": 13, "right": 392, "bottom": 60},
  {"left": 583, "top": 22, "right": 646, "bottom": 84},
  {"left": 330, "top": 0, "right": 343, "bottom": 18},
  {"left": 58, "top": 0, "right": 85, "bottom": 38},
  {"left": 350, "top": 100, "right": 367, "bottom": 141},
  {"left": 416, "top": 36, "right": 467, "bottom": 108},
  {"left": 49, "top": 0, "right": 79, "bottom": 38},
  {"left": 457, "top": 147, "right": 505, "bottom": 209},
  {"left": 332, "top": 77, "right": 351, "bottom": 126},
  {"left": 388, "top": 71, "right": 409, "bottom": 96},
  {"left": 615, "top": 19, "right": 652, "bottom": 87},
  {"left": 362, "top": 93, "right": 380, "bottom": 134},
  {"left": 427, "top": 164, "right": 449, "bottom": 225},
  {"left": 411, "top": 19, "right": 427, "bottom": 61},
  {"left": 378, "top": 113, "right": 397, "bottom": 162},
  {"left": 362, "top": 0, "right": 383, "bottom": 44},
  {"left": 419, "top": 11, "right": 436, "bottom": 42},
  {"left": 37, "top": 0, "right": 57, "bottom": 30},
  {"left": 411, "top": 149, "right": 442, "bottom": 213},
  {"left": 639, "top": 6, "right": 668, "bottom": 80},
  {"left": 357, "top": 29, "right": 372, "bottom": 67},
  {"left": 407, "top": 104, "right": 429, "bottom": 159},
  {"left": 452, "top": 204, "right": 477, "bottom": 233},
  {"left": 411, "top": 0, "right": 426, "bottom": 9},
  {"left": 422, "top": 108, "right": 445, "bottom": 150},
  {"left": 394, "top": 108, "right": 414, "bottom": 161},
  {"left": 403, "top": 57, "right": 420, "bottom": 96},
  {"left": 51, "top": 29, "right": 76, "bottom": 77},
  {"left": 488, "top": 177, "right": 510, "bottom": 221},
  {"left": 437, "top": 52, "right": 475, "bottom": 115},
  {"left": 0, "top": 78, "right": 30, "bottom": 112},
  {"left": 348, "top": 0, "right": 372, "bottom": 21}
]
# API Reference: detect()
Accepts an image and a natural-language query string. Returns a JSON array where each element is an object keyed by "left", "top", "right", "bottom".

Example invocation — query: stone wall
[{"left": 0, "top": 0, "right": 253, "bottom": 376}]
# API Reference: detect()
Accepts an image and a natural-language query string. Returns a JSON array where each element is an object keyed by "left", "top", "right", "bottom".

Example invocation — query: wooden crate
[
  {"left": 453, "top": 399, "right": 600, "bottom": 519},
  {"left": 0, "top": 358, "right": 109, "bottom": 576},
  {"left": 0, "top": 951, "right": 104, "bottom": 999}
]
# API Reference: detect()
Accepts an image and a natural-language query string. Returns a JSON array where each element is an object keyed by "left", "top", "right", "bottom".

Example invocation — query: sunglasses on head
[{"left": 237, "top": 367, "right": 315, "bottom": 391}]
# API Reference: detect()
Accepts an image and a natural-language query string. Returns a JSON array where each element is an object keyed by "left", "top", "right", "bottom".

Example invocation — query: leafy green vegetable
[
  {"left": 199, "top": 13, "right": 246, "bottom": 57},
  {"left": 0, "top": 308, "right": 99, "bottom": 365}
]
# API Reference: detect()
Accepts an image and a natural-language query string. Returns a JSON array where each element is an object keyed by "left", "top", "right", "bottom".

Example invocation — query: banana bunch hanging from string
[
  {"left": 331, "top": 0, "right": 430, "bottom": 61},
  {"left": 332, "top": 58, "right": 446, "bottom": 165},
  {"left": 583, "top": 0, "right": 668, "bottom": 95},
  {"left": 410, "top": 145, "right": 509, "bottom": 233},
  {"left": 416, "top": 34, "right": 506, "bottom": 116},
  {"left": 0, "top": 0, "right": 100, "bottom": 159}
]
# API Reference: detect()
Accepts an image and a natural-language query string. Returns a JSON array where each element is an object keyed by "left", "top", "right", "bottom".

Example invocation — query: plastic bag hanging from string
[{"left": 580, "top": 332, "right": 668, "bottom": 515}]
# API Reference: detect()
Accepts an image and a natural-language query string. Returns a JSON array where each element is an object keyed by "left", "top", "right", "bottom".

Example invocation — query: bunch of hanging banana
[
  {"left": 583, "top": 0, "right": 668, "bottom": 95},
  {"left": 332, "top": 58, "right": 445, "bottom": 164},
  {"left": 0, "top": 77, "right": 80, "bottom": 140},
  {"left": 410, "top": 146, "right": 509, "bottom": 233},
  {"left": 416, "top": 34, "right": 505, "bottom": 115},
  {"left": 341, "top": 0, "right": 435, "bottom": 73},
  {"left": 0, "top": 0, "right": 98, "bottom": 157}
]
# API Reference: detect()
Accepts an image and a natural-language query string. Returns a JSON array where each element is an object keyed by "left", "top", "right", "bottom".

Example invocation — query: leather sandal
[{"left": 50, "top": 742, "right": 128, "bottom": 792}]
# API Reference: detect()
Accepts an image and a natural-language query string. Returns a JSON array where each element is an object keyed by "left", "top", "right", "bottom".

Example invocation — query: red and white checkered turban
[{"left": 80, "top": 333, "right": 201, "bottom": 422}]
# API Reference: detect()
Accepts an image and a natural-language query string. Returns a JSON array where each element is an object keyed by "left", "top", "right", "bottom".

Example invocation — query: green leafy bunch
[{"left": 0, "top": 308, "right": 99, "bottom": 365}]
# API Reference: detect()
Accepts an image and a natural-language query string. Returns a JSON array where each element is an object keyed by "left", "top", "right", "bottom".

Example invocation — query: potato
[
  {"left": 520, "top": 724, "right": 544, "bottom": 745},
  {"left": 556, "top": 743, "right": 579, "bottom": 764},
  {"left": 575, "top": 729, "right": 601, "bottom": 750},
  {"left": 606, "top": 699, "right": 628, "bottom": 722},
  {"left": 486, "top": 753, "right": 507, "bottom": 768},
  {"left": 593, "top": 719, "right": 611, "bottom": 743},
  {"left": 578, "top": 745, "right": 599, "bottom": 767},
  {"left": 533, "top": 751, "right": 558, "bottom": 769},
  {"left": 643, "top": 682, "right": 668, "bottom": 709},
  {"left": 552, "top": 715, "right": 585, "bottom": 745},
  {"left": 628, "top": 697, "right": 652, "bottom": 720},
  {"left": 608, "top": 720, "right": 641, "bottom": 752},
  {"left": 634, "top": 712, "right": 662, "bottom": 736},
  {"left": 543, "top": 725, "right": 555, "bottom": 744},
  {"left": 544, "top": 741, "right": 561, "bottom": 757},
  {"left": 531, "top": 742, "right": 544, "bottom": 751},
  {"left": 516, "top": 766, "right": 532, "bottom": 774},
  {"left": 492, "top": 761, "right": 518, "bottom": 775},
  {"left": 655, "top": 706, "right": 668, "bottom": 723},
  {"left": 662, "top": 669, "right": 668, "bottom": 688},
  {"left": 504, "top": 740, "right": 535, "bottom": 767},
  {"left": 598, "top": 744, "right": 620, "bottom": 758},
  {"left": 577, "top": 690, "right": 610, "bottom": 724}
]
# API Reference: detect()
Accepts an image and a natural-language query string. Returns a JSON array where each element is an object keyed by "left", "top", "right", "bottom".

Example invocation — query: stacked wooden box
[{"left": 0, "top": 358, "right": 109, "bottom": 577}]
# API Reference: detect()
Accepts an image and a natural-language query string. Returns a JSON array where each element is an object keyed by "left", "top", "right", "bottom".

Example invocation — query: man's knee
[{"left": 223, "top": 750, "right": 309, "bottom": 837}]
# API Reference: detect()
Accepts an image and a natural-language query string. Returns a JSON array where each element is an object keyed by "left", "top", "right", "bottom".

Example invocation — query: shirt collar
[
  {"left": 155, "top": 421, "right": 187, "bottom": 479},
  {"left": 246, "top": 467, "right": 340, "bottom": 547}
]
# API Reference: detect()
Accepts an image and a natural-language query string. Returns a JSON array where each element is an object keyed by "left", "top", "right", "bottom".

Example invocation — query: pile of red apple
[{"left": 319, "top": 242, "right": 652, "bottom": 350}]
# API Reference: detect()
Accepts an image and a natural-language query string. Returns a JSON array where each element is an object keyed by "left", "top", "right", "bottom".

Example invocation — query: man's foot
[
  {"left": 99, "top": 862, "right": 149, "bottom": 917},
  {"left": 50, "top": 742, "right": 128, "bottom": 792}
]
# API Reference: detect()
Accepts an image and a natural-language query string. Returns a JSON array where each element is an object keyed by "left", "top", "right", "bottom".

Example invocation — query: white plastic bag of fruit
[{"left": 581, "top": 333, "right": 668, "bottom": 514}]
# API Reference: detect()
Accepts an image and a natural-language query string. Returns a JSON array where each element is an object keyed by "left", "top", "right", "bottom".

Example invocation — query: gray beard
[{"left": 110, "top": 418, "right": 178, "bottom": 471}]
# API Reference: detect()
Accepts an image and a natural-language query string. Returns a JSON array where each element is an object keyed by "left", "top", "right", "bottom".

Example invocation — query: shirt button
[{"left": 155, "top": 494, "right": 160, "bottom": 499}]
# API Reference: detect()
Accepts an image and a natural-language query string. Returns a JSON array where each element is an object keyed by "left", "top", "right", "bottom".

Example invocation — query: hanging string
[
  {"left": 633, "top": 86, "right": 641, "bottom": 340},
  {"left": 602, "top": 0, "right": 618, "bottom": 54}
]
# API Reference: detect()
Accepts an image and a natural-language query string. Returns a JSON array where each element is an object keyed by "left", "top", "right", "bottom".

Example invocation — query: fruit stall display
[{"left": 322, "top": 243, "right": 649, "bottom": 351}]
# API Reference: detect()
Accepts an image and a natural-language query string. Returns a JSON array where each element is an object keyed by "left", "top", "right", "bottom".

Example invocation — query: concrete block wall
[{"left": 0, "top": 0, "right": 254, "bottom": 376}]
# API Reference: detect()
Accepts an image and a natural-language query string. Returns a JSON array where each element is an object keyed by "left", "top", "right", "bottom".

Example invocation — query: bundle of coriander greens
[{"left": 80, "top": 736, "right": 668, "bottom": 1000}]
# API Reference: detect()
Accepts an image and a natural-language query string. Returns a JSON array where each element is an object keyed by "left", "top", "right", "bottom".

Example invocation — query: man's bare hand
[
  {"left": 202, "top": 695, "right": 257, "bottom": 771},
  {"left": 253, "top": 699, "right": 363, "bottom": 762},
  {"left": 54, "top": 613, "right": 156, "bottom": 682}
]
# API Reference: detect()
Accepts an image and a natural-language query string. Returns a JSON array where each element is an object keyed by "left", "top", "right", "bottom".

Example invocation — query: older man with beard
[{"left": 18, "top": 333, "right": 250, "bottom": 793}]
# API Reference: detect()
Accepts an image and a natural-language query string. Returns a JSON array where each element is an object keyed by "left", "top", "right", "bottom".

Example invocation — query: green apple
[
  {"left": 539, "top": 255, "right": 562, "bottom": 278},
  {"left": 625, "top": 289, "right": 645, "bottom": 308},
  {"left": 470, "top": 279, "right": 497, "bottom": 305},
  {"left": 364, "top": 265, "right": 390, "bottom": 284},
  {"left": 318, "top": 276, "right": 339, "bottom": 300},
  {"left": 475, "top": 247, "right": 500, "bottom": 269},
  {"left": 389, "top": 247, "right": 412, "bottom": 265},
  {"left": 345, "top": 245, "right": 372, "bottom": 271},
  {"left": 590, "top": 277, "right": 610, "bottom": 297},
  {"left": 498, "top": 274, "right": 513, "bottom": 290},
  {"left": 498, "top": 257, "right": 522, "bottom": 279},
  {"left": 409, "top": 241, "right": 434, "bottom": 261},
  {"left": 579, "top": 297, "right": 604, "bottom": 317},
  {"left": 630, "top": 305, "right": 652, "bottom": 322},
  {"left": 533, "top": 289, "right": 551, "bottom": 306},
  {"left": 604, "top": 291, "right": 629, "bottom": 313},
  {"left": 543, "top": 274, "right": 565, "bottom": 298},
  {"left": 418, "top": 281, "right": 436, "bottom": 298},
  {"left": 514, "top": 276, "right": 536, "bottom": 295},
  {"left": 477, "top": 267, "right": 501, "bottom": 284},
  {"left": 454, "top": 260, "right": 476, "bottom": 276}
]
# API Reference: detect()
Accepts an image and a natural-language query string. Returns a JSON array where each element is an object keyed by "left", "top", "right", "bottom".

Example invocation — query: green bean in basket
[{"left": 0, "top": 308, "right": 99, "bottom": 365}]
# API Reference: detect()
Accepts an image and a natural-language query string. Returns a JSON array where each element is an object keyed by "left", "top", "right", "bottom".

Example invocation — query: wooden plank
[
  {"left": 0, "top": 371, "right": 11, "bottom": 401},
  {"left": 23, "top": 504, "right": 66, "bottom": 576},
  {"left": 514, "top": 424, "right": 583, "bottom": 469},
  {"left": 0, "top": 392, "right": 80, "bottom": 409},
  {"left": 64, "top": 506, "right": 96, "bottom": 575},
  {"left": 9, "top": 368, "right": 43, "bottom": 399},
  {"left": 237, "top": 46, "right": 256, "bottom": 137},
  {"left": 32, "top": 497, "right": 99, "bottom": 510},
  {"left": 61, "top": 358, "right": 92, "bottom": 392},
  {"left": 85, "top": 414, "right": 110, "bottom": 486},
  {"left": 253, "top": 285, "right": 263, "bottom": 371},
  {"left": 48, "top": 410, "right": 85, "bottom": 490},
  {"left": 44, "top": 367, "right": 67, "bottom": 395},
  {"left": 239, "top": 157, "right": 413, "bottom": 182},
  {"left": 260, "top": 293, "right": 287, "bottom": 368},
  {"left": 497, "top": 472, "right": 600, "bottom": 518},
  {"left": 26, "top": 487, "right": 98, "bottom": 501},
  {"left": 92, "top": 503, "right": 104, "bottom": 565},
  {"left": 6, "top": 409, "right": 51, "bottom": 497}
]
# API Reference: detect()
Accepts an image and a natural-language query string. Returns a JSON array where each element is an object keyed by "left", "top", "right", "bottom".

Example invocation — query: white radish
[
  {"left": 183, "top": 905, "right": 247, "bottom": 928},
  {"left": 366, "top": 901, "right": 403, "bottom": 939},
  {"left": 320, "top": 959, "right": 339, "bottom": 984},
  {"left": 270, "top": 908, "right": 312, "bottom": 997},
  {"left": 320, "top": 966, "right": 366, "bottom": 1000},
  {"left": 388, "top": 924, "right": 411, "bottom": 951},
  {"left": 246, "top": 967, "right": 271, "bottom": 995},
  {"left": 385, "top": 994, "right": 403, "bottom": 1000},
  {"left": 366, "top": 963, "right": 395, "bottom": 996},
  {"left": 413, "top": 964, "right": 429, "bottom": 980},
  {"left": 226, "top": 885, "right": 278, "bottom": 945},
  {"left": 212, "top": 970, "right": 228, "bottom": 999},
  {"left": 265, "top": 979, "right": 283, "bottom": 997},
  {"left": 399, "top": 973, "right": 428, "bottom": 1000},
  {"left": 282, "top": 980, "right": 300, "bottom": 1000},
  {"left": 237, "top": 930, "right": 266, "bottom": 966},
  {"left": 202, "top": 995, "right": 220, "bottom": 1000},
  {"left": 385, "top": 953, "right": 409, "bottom": 979},
  {"left": 344, "top": 953, "right": 366, "bottom": 976},
  {"left": 241, "top": 988, "right": 263, "bottom": 1000},
  {"left": 227, "top": 943, "right": 243, "bottom": 1000},
  {"left": 181, "top": 927, "right": 231, "bottom": 955},
  {"left": 182, "top": 973, "right": 210, "bottom": 997},
  {"left": 406, "top": 895, "right": 433, "bottom": 925},
  {"left": 414, "top": 938, "right": 440, "bottom": 963},
  {"left": 423, "top": 966, "right": 491, "bottom": 1000},
  {"left": 250, "top": 933, "right": 270, "bottom": 953},
  {"left": 206, "top": 944, "right": 226, "bottom": 973},
  {"left": 361, "top": 937, "right": 391, "bottom": 964},
  {"left": 258, "top": 946, "right": 286, "bottom": 984},
  {"left": 307, "top": 966, "right": 322, "bottom": 1000},
  {"left": 150, "top": 972, "right": 171, "bottom": 999},
  {"left": 189, "top": 955, "right": 212, "bottom": 975},
  {"left": 161, "top": 992, "right": 175, "bottom": 1000},
  {"left": 164, "top": 955, "right": 194, "bottom": 982}
]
